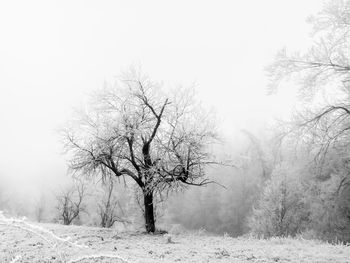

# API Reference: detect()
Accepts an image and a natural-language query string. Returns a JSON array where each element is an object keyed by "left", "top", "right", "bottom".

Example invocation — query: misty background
[
  {"left": 0, "top": 0, "right": 321, "bottom": 194},
  {"left": 3, "top": 0, "right": 347, "bottom": 240}
]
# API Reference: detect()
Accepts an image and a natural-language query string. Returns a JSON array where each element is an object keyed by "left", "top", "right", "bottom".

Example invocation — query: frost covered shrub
[
  {"left": 307, "top": 173, "right": 350, "bottom": 242},
  {"left": 248, "top": 164, "right": 308, "bottom": 238}
]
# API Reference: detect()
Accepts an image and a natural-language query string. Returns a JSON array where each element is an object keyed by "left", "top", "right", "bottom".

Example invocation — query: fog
[
  {"left": 0, "top": 0, "right": 320, "bottom": 196},
  {"left": 1, "top": 0, "right": 338, "bottom": 238}
]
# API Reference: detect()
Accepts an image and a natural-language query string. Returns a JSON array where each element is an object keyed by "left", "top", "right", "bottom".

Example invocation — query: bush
[
  {"left": 248, "top": 164, "right": 308, "bottom": 238},
  {"left": 307, "top": 173, "right": 350, "bottom": 243}
]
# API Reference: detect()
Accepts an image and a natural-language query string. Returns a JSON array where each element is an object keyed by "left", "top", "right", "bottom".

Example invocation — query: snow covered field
[{"left": 0, "top": 217, "right": 349, "bottom": 263}]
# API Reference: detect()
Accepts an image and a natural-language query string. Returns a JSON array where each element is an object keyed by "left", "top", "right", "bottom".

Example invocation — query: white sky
[{"left": 0, "top": 0, "right": 324, "bottom": 195}]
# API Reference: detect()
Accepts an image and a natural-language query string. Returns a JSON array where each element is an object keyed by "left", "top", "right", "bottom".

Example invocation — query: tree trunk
[{"left": 143, "top": 191, "right": 155, "bottom": 233}]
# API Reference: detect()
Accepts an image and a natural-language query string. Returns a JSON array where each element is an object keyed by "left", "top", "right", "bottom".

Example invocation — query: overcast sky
[{"left": 0, "top": 0, "right": 324, "bottom": 195}]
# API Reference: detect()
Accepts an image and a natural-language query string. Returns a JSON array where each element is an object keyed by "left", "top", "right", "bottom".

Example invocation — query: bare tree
[
  {"left": 268, "top": 0, "right": 350, "bottom": 240},
  {"left": 62, "top": 68, "right": 221, "bottom": 232},
  {"left": 268, "top": 0, "right": 350, "bottom": 98},
  {"left": 56, "top": 181, "right": 87, "bottom": 225},
  {"left": 98, "top": 177, "right": 129, "bottom": 228},
  {"left": 248, "top": 163, "right": 308, "bottom": 238},
  {"left": 241, "top": 130, "right": 274, "bottom": 180},
  {"left": 268, "top": 0, "right": 350, "bottom": 180}
]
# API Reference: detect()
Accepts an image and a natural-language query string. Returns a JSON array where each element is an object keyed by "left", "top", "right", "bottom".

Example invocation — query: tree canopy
[{"left": 62, "top": 69, "right": 219, "bottom": 232}]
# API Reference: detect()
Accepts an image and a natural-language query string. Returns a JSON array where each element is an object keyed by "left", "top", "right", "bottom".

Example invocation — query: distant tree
[
  {"left": 218, "top": 171, "right": 260, "bottom": 236},
  {"left": 268, "top": 0, "right": 350, "bottom": 241},
  {"left": 268, "top": 0, "right": 350, "bottom": 97},
  {"left": 305, "top": 149, "right": 350, "bottom": 242},
  {"left": 241, "top": 130, "right": 274, "bottom": 180},
  {"left": 56, "top": 181, "right": 87, "bottom": 225},
  {"left": 98, "top": 177, "right": 129, "bottom": 228},
  {"left": 62, "top": 68, "right": 221, "bottom": 233},
  {"left": 268, "top": 0, "right": 350, "bottom": 160},
  {"left": 248, "top": 163, "right": 308, "bottom": 238}
]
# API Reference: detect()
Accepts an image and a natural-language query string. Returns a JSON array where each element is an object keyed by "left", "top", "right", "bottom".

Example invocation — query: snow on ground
[{"left": 0, "top": 217, "right": 349, "bottom": 262}]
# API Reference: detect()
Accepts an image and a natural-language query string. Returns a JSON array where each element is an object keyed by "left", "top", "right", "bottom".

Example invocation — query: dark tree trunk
[
  {"left": 143, "top": 191, "right": 155, "bottom": 233},
  {"left": 63, "top": 217, "right": 71, "bottom": 225}
]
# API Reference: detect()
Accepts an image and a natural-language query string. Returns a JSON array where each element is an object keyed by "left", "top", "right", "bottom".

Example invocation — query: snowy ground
[{"left": 0, "top": 217, "right": 349, "bottom": 263}]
